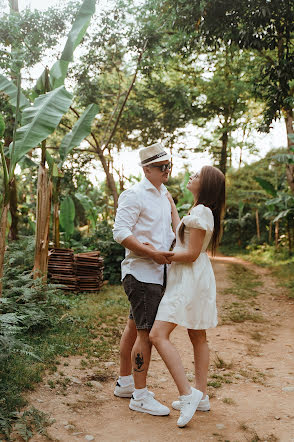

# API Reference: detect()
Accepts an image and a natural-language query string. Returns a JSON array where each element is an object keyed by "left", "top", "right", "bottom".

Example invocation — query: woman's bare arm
[
  {"left": 169, "top": 228, "right": 206, "bottom": 263},
  {"left": 166, "top": 192, "right": 180, "bottom": 232}
]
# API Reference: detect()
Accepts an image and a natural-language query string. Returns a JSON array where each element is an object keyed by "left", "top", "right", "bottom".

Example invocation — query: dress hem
[{"left": 155, "top": 316, "right": 218, "bottom": 330}]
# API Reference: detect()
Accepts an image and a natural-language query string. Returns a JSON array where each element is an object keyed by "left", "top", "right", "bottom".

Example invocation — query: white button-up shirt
[{"left": 113, "top": 177, "right": 175, "bottom": 285}]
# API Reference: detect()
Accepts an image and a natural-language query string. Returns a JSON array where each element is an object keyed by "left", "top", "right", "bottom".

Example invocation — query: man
[{"left": 113, "top": 143, "right": 175, "bottom": 416}]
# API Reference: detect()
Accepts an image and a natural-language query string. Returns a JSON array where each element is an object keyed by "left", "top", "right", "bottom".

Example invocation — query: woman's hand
[
  {"left": 166, "top": 191, "right": 174, "bottom": 205},
  {"left": 143, "top": 243, "right": 173, "bottom": 264}
]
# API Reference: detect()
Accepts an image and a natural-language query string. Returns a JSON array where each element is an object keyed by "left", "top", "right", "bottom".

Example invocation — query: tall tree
[{"left": 161, "top": 0, "right": 294, "bottom": 188}]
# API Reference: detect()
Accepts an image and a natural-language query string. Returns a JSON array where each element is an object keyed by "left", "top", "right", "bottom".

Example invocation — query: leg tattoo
[{"left": 134, "top": 352, "right": 144, "bottom": 372}]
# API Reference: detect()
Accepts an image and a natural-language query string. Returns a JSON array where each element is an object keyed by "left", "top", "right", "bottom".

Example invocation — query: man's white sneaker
[
  {"left": 114, "top": 381, "right": 155, "bottom": 399},
  {"left": 114, "top": 381, "right": 135, "bottom": 398},
  {"left": 129, "top": 393, "right": 170, "bottom": 416},
  {"left": 172, "top": 394, "right": 210, "bottom": 412},
  {"left": 177, "top": 387, "right": 203, "bottom": 427}
]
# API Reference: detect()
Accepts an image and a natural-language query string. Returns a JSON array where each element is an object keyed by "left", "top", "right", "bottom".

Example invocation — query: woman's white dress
[{"left": 155, "top": 204, "right": 217, "bottom": 330}]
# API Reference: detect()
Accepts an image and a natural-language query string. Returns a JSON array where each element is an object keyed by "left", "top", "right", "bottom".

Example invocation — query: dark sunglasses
[{"left": 149, "top": 162, "right": 172, "bottom": 172}]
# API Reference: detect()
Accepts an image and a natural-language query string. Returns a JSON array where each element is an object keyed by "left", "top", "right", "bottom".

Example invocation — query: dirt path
[{"left": 25, "top": 256, "right": 294, "bottom": 442}]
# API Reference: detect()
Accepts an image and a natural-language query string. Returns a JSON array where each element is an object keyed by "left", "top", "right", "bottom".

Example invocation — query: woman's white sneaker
[
  {"left": 177, "top": 387, "right": 203, "bottom": 427},
  {"left": 172, "top": 394, "right": 210, "bottom": 412},
  {"left": 129, "top": 392, "right": 170, "bottom": 416}
]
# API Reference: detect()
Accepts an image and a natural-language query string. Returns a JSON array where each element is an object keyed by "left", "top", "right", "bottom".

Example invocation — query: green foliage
[
  {"left": 60, "top": 195, "right": 75, "bottom": 239},
  {"left": 48, "top": 0, "right": 96, "bottom": 90},
  {"left": 59, "top": 103, "right": 98, "bottom": 162},
  {"left": 169, "top": 0, "right": 294, "bottom": 129},
  {"left": 13, "top": 407, "right": 51, "bottom": 441},
  {"left": 0, "top": 235, "right": 129, "bottom": 439},
  {"left": 0, "top": 3, "right": 78, "bottom": 72},
  {"left": 254, "top": 177, "right": 277, "bottom": 197},
  {"left": 10, "top": 85, "right": 73, "bottom": 172},
  {"left": 74, "top": 221, "right": 125, "bottom": 284},
  {"left": 0, "top": 74, "right": 30, "bottom": 110},
  {"left": 0, "top": 237, "right": 67, "bottom": 439}
]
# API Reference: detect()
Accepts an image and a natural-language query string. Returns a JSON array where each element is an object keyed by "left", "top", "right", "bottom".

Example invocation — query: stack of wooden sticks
[
  {"left": 48, "top": 249, "right": 104, "bottom": 292},
  {"left": 48, "top": 248, "right": 77, "bottom": 291},
  {"left": 75, "top": 251, "right": 104, "bottom": 292}
]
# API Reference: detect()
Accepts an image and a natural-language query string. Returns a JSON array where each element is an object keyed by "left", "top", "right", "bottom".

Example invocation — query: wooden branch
[
  {"left": 101, "top": 40, "right": 148, "bottom": 151},
  {"left": 47, "top": 146, "right": 96, "bottom": 154}
]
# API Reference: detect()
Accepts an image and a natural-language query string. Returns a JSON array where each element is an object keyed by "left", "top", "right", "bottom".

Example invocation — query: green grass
[
  {"left": 220, "top": 261, "right": 266, "bottom": 325},
  {"left": 222, "top": 397, "right": 236, "bottom": 405},
  {"left": 221, "top": 244, "right": 294, "bottom": 299},
  {"left": 0, "top": 285, "right": 128, "bottom": 440},
  {"left": 223, "top": 263, "right": 262, "bottom": 300}
]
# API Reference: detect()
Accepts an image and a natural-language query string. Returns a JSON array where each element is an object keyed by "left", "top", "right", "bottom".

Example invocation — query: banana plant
[
  {"left": 46, "top": 102, "right": 98, "bottom": 246},
  {"left": 224, "top": 201, "right": 252, "bottom": 247},
  {"left": 255, "top": 176, "right": 294, "bottom": 250},
  {"left": 0, "top": 0, "right": 96, "bottom": 281},
  {"left": 59, "top": 195, "right": 76, "bottom": 241},
  {"left": 0, "top": 114, "right": 8, "bottom": 296}
]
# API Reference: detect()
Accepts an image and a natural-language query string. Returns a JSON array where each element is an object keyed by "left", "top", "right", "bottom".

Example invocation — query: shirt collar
[{"left": 142, "top": 177, "right": 167, "bottom": 195}]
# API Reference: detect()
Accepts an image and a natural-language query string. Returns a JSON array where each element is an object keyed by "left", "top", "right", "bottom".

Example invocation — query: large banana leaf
[
  {"left": 59, "top": 103, "right": 98, "bottom": 162},
  {"left": 50, "top": 0, "right": 96, "bottom": 90},
  {"left": 60, "top": 196, "right": 75, "bottom": 239},
  {"left": 273, "top": 209, "right": 293, "bottom": 223},
  {"left": 10, "top": 85, "right": 72, "bottom": 173},
  {"left": 0, "top": 74, "right": 30, "bottom": 109},
  {"left": 272, "top": 153, "right": 294, "bottom": 164},
  {"left": 254, "top": 176, "right": 277, "bottom": 197},
  {"left": 75, "top": 192, "right": 97, "bottom": 230}
]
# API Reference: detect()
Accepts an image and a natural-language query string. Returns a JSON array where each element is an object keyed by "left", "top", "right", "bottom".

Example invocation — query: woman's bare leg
[
  {"left": 188, "top": 329, "right": 209, "bottom": 396},
  {"left": 150, "top": 320, "right": 191, "bottom": 396}
]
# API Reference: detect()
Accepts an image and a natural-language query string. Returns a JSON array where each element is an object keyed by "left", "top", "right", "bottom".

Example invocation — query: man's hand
[
  {"left": 152, "top": 250, "right": 174, "bottom": 264},
  {"left": 143, "top": 243, "right": 173, "bottom": 264}
]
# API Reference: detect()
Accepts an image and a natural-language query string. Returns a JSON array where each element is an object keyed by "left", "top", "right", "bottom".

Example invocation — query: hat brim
[{"left": 139, "top": 152, "right": 171, "bottom": 167}]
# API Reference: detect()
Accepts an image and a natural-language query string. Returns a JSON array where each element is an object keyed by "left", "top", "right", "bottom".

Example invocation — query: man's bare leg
[
  {"left": 119, "top": 318, "right": 137, "bottom": 376},
  {"left": 131, "top": 329, "right": 152, "bottom": 389}
]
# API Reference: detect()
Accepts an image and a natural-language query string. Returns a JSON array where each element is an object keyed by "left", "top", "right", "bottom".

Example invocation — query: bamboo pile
[
  {"left": 47, "top": 248, "right": 77, "bottom": 291},
  {"left": 48, "top": 249, "right": 104, "bottom": 292},
  {"left": 75, "top": 251, "right": 104, "bottom": 292}
]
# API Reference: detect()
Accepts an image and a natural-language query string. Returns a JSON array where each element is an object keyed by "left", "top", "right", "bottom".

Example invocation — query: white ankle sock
[
  {"left": 133, "top": 387, "right": 148, "bottom": 400},
  {"left": 118, "top": 374, "right": 134, "bottom": 387}
]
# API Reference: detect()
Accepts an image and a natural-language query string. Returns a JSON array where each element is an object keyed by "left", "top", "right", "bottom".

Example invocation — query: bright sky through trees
[{"left": 15, "top": 0, "right": 288, "bottom": 183}]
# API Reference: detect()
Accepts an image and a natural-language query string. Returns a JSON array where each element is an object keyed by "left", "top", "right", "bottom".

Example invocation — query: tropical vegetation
[{"left": 0, "top": 0, "right": 293, "bottom": 439}]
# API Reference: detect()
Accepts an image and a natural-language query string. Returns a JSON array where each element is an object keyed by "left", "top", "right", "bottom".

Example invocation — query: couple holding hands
[{"left": 113, "top": 143, "right": 225, "bottom": 427}]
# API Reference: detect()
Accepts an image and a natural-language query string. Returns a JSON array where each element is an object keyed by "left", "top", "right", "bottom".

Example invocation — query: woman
[{"left": 149, "top": 165, "right": 226, "bottom": 427}]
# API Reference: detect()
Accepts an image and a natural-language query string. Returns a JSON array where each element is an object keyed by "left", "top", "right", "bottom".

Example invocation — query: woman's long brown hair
[{"left": 178, "top": 166, "right": 226, "bottom": 256}]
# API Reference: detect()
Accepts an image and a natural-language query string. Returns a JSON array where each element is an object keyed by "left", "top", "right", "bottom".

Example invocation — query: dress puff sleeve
[{"left": 182, "top": 204, "right": 214, "bottom": 232}]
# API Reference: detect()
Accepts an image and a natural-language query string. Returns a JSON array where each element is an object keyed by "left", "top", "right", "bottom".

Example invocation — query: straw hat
[{"left": 139, "top": 143, "right": 170, "bottom": 166}]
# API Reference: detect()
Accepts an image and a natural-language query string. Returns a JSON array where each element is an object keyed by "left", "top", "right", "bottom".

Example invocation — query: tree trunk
[
  {"left": 33, "top": 165, "right": 52, "bottom": 281},
  {"left": 219, "top": 131, "right": 228, "bottom": 175},
  {"left": 274, "top": 221, "right": 279, "bottom": 250},
  {"left": 287, "top": 219, "right": 292, "bottom": 255},
  {"left": 53, "top": 177, "right": 61, "bottom": 248},
  {"left": 93, "top": 143, "right": 118, "bottom": 212},
  {"left": 9, "top": 177, "right": 18, "bottom": 240},
  {"left": 284, "top": 109, "right": 294, "bottom": 193},
  {"left": 255, "top": 209, "right": 260, "bottom": 240},
  {"left": 0, "top": 203, "right": 9, "bottom": 296},
  {"left": 268, "top": 221, "right": 272, "bottom": 244},
  {"left": 53, "top": 201, "right": 60, "bottom": 248}
]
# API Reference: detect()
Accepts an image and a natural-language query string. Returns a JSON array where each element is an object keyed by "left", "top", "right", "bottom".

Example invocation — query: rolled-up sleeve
[{"left": 113, "top": 190, "right": 141, "bottom": 244}]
